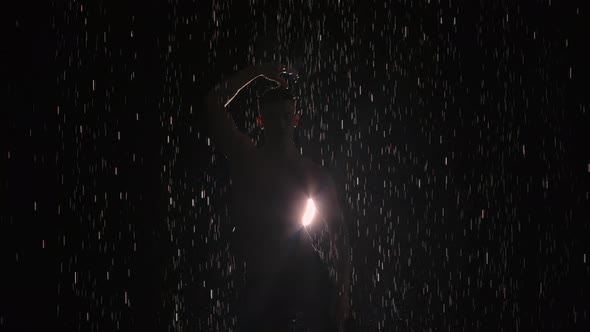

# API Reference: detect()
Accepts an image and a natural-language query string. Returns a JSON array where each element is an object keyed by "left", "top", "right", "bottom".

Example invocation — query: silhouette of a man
[{"left": 205, "top": 63, "right": 350, "bottom": 332}]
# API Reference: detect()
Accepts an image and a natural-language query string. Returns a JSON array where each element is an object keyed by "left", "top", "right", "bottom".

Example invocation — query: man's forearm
[
  {"left": 207, "top": 67, "right": 261, "bottom": 107},
  {"left": 337, "top": 222, "right": 351, "bottom": 299}
]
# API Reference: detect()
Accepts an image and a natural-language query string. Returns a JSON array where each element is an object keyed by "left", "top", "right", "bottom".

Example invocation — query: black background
[{"left": 5, "top": 0, "right": 589, "bottom": 331}]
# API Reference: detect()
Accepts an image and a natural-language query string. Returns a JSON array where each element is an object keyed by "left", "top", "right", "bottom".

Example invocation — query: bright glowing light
[{"left": 302, "top": 198, "right": 316, "bottom": 227}]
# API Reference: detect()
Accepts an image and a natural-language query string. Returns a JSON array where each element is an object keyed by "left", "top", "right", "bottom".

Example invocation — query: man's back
[
  {"left": 205, "top": 63, "right": 350, "bottom": 330},
  {"left": 229, "top": 147, "right": 337, "bottom": 331},
  {"left": 230, "top": 147, "right": 325, "bottom": 277}
]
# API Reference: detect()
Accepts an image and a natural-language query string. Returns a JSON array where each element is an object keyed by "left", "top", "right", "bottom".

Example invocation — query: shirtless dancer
[{"left": 205, "top": 63, "right": 351, "bottom": 331}]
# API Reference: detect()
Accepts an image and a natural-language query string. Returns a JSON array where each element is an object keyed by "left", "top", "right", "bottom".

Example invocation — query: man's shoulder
[{"left": 298, "top": 156, "right": 326, "bottom": 174}]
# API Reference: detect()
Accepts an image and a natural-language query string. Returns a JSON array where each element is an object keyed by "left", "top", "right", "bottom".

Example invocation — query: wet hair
[
  {"left": 259, "top": 71, "right": 300, "bottom": 103},
  {"left": 257, "top": 87, "right": 298, "bottom": 118},
  {"left": 259, "top": 87, "right": 297, "bottom": 104}
]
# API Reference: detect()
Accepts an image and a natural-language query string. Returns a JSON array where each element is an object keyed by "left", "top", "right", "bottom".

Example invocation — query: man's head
[{"left": 257, "top": 87, "right": 300, "bottom": 140}]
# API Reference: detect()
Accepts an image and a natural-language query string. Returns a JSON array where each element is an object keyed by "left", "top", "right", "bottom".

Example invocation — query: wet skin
[
  {"left": 230, "top": 146, "right": 325, "bottom": 276},
  {"left": 205, "top": 64, "right": 349, "bottom": 330},
  {"left": 230, "top": 147, "right": 336, "bottom": 331}
]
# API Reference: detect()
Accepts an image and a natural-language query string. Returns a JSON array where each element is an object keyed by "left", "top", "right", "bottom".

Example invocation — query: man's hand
[
  {"left": 338, "top": 291, "right": 350, "bottom": 330},
  {"left": 253, "top": 62, "right": 297, "bottom": 89},
  {"left": 329, "top": 286, "right": 350, "bottom": 331}
]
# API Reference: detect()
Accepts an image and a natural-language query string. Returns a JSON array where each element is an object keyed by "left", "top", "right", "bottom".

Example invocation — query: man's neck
[{"left": 262, "top": 139, "right": 299, "bottom": 159}]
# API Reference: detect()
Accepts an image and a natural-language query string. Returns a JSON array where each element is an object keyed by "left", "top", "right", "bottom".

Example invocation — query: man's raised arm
[{"left": 204, "top": 64, "right": 289, "bottom": 159}]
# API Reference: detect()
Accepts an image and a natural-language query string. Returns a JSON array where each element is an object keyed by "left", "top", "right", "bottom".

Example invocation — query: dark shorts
[{"left": 236, "top": 251, "right": 338, "bottom": 332}]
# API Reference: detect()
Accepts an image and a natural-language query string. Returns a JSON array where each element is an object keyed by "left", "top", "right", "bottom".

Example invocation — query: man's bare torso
[{"left": 229, "top": 147, "right": 327, "bottom": 281}]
